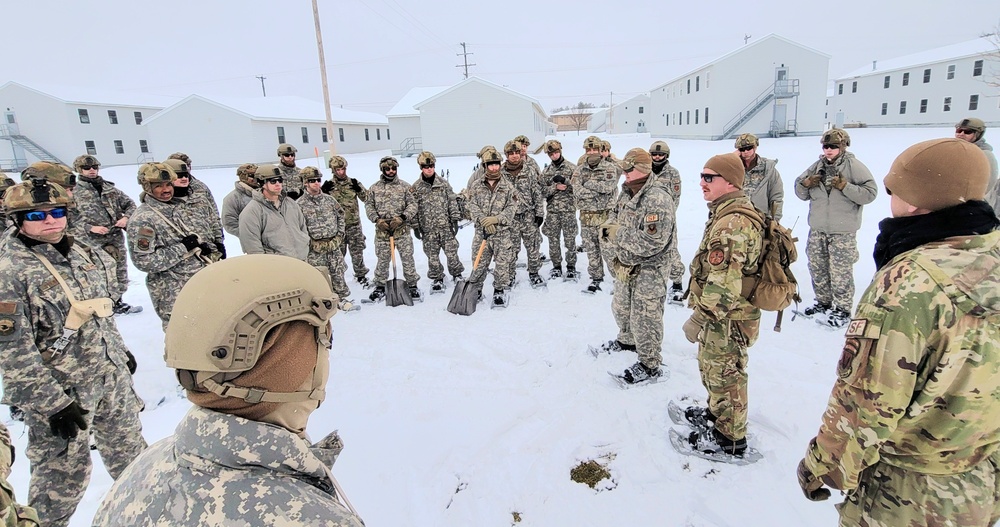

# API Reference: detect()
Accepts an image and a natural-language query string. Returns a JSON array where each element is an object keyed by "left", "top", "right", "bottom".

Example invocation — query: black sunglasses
[
  {"left": 281, "top": 153, "right": 296, "bottom": 157},
  {"left": 79, "top": 164, "right": 99, "bottom": 170},
  {"left": 24, "top": 207, "right": 68, "bottom": 221},
  {"left": 700, "top": 173, "right": 718, "bottom": 183},
  {"left": 420, "top": 164, "right": 435, "bottom": 169},
  {"left": 305, "top": 178, "right": 321, "bottom": 183},
  {"left": 265, "top": 177, "right": 284, "bottom": 184},
  {"left": 822, "top": 144, "right": 840, "bottom": 150},
  {"left": 956, "top": 129, "right": 976, "bottom": 135},
  {"left": 737, "top": 146, "right": 754, "bottom": 152}
]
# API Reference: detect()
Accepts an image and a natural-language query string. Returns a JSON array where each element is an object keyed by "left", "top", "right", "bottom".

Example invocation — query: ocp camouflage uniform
[
  {"left": 466, "top": 176, "right": 517, "bottom": 291},
  {"left": 688, "top": 191, "right": 763, "bottom": 441},
  {"left": 742, "top": 156, "right": 784, "bottom": 220},
  {"left": 572, "top": 158, "right": 619, "bottom": 282},
  {"left": 795, "top": 152, "right": 877, "bottom": 312},
  {"left": 541, "top": 158, "right": 578, "bottom": 270},
  {"left": 128, "top": 197, "right": 213, "bottom": 329},
  {"left": 72, "top": 175, "right": 136, "bottom": 290},
  {"left": 503, "top": 162, "right": 544, "bottom": 280},
  {"left": 803, "top": 230, "right": 1000, "bottom": 527},
  {"left": 652, "top": 162, "right": 684, "bottom": 283},
  {"left": 298, "top": 191, "right": 350, "bottom": 299},
  {"left": 0, "top": 423, "right": 39, "bottom": 526},
  {"left": 410, "top": 173, "right": 464, "bottom": 281},
  {"left": 326, "top": 176, "right": 370, "bottom": 281},
  {"left": 0, "top": 235, "right": 145, "bottom": 527},
  {"left": 364, "top": 175, "right": 419, "bottom": 287},
  {"left": 221, "top": 181, "right": 254, "bottom": 237},
  {"left": 279, "top": 164, "right": 303, "bottom": 198},
  {"left": 93, "top": 406, "right": 364, "bottom": 527},
  {"left": 607, "top": 173, "right": 675, "bottom": 370}
]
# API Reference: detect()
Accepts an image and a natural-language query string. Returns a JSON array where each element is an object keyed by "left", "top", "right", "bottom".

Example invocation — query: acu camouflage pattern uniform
[
  {"left": 73, "top": 173, "right": 136, "bottom": 290},
  {"left": 410, "top": 171, "right": 464, "bottom": 281},
  {"left": 364, "top": 171, "right": 420, "bottom": 288},
  {"left": 650, "top": 150, "right": 685, "bottom": 284},
  {"left": 540, "top": 151, "right": 578, "bottom": 271},
  {"left": 299, "top": 183, "right": 350, "bottom": 300},
  {"left": 326, "top": 174, "right": 370, "bottom": 282},
  {"left": 502, "top": 156, "right": 544, "bottom": 281},
  {"left": 804, "top": 231, "right": 1000, "bottom": 526},
  {"left": 572, "top": 151, "right": 619, "bottom": 282},
  {"left": 93, "top": 406, "right": 363, "bottom": 527},
  {"left": 0, "top": 226, "right": 145, "bottom": 526},
  {"left": 0, "top": 423, "right": 39, "bottom": 526},
  {"left": 466, "top": 172, "right": 517, "bottom": 292},
  {"left": 689, "top": 191, "right": 763, "bottom": 442}
]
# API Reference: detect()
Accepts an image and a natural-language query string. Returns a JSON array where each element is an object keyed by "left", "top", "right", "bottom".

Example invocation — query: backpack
[{"left": 741, "top": 211, "right": 801, "bottom": 314}]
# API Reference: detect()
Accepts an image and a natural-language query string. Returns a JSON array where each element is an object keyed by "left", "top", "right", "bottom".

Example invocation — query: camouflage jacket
[
  {"left": 571, "top": 159, "right": 619, "bottom": 212},
  {"left": 221, "top": 181, "right": 254, "bottom": 237},
  {"left": 185, "top": 176, "right": 223, "bottom": 244},
  {"left": 465, "top": 165, "right": 486, "bottom": 192},
  {"left": 0, "top": 423, "right": 38, "bottom": 526},
  {"left": 278, "top": 163, "right": 303, "bottom": 197},
  {"left": 974, "top": 138, "right": 999, "bottom": 214},
  {"left": 651, "top": 162, "right": 682, "bottom": 212},
  {"left": 410, "top": 174, "right": 460, "bottom": 234},
  {"left": 608, "top": 173, "right": 676, "bottom": 268},
  {"left": 72, "top": 176, "right": 136, "bottom": 240},
  {"left": 541, "top": 158, "right": 577, "bottom": 214},
  {"left": 0, "top": 234, "right": 132, "bottom": 417},
  {"left": 466, "top": 177, "right": 517, "bottom": 238},
  {"left": 326, "top": 177, "right": 367, "bottom": 226},
  {"left": 524, "top": 154, "right": 541, "bottom": 180},
  {"left": 742, "top": 156, "right": 784, "bottom": 221},
  {"left": 794, "top": 151, "right": 877, "bottom": 233},
  {"left": 128, "top": 197, "right": 212, "bottom": 277},
  {"left": 804, "top": 230, "right": 1000, "bottom": 491},
  {"left": 502, "top": 164, "right": 543, "bottom": 217},
  {"left": 688, "top": 192, "right": 763, "bottom": 321},
  {"left": 298, "top": 191, "right": 345, "bottom": 241},
  {"left": 93, "top": 407, "right": 364, "bottom": 527},
  {"left": 238, "top": 190, "right": 309, "bottom": 260},
  {"left": 364, "top": 176, "right": 417, "bottom": 226}
]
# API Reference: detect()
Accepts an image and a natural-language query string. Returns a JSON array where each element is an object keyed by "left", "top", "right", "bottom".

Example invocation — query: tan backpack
[{"left": 741, "top": 212, "right": 801, "bottom": 314}]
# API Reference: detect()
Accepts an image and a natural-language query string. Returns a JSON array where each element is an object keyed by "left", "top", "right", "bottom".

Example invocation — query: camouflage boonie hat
[
  {"left": 21, "top": 162, "right": 77, "bottom": 188},
  {"left": 821, "top": 128, "right": 850, "bottom": 148},
  {"left": 137, "top": 163, "right": 177, "bottom": 189},
  {"left": 583, "top": 136, "right": 602, "bottom": 151},
  {"left": 163, "top": 158, "right": 190, "bottom": 177},
  {"left": 379, "top": 156, "right": 399, "bottom": 171},
  {"left": 481, "top": 148, "right": 502, "bottom": 164},
  {"left": 254, "top": 164, "right": 281, "bottom": 182},
  {"left": 73, "top": 154, "right": 101, "bottom": 171},
  {"left": 328, "top": 155, "right": 348, "bottom": 170},
  {"left": 4, "top": 179, "right": 73, "bottom": 214},
  {"left": 236, "top": 163, "right": 259, "bottom": 185},
  {"left": 544, "top": 140, "right": 562, "bottom": 154},
  {"left": 300, "top": 167, "right": 322, "bottom": 180},
  {"left": 503, "top": 140, "right": 520, "bottom": 155},
  {"left": 649, "top": 141, "right": 670, "bottom": 157},
  {"left": 277, "top": 144, "right": 297, "bottom": 156},
  {"left": 417, "top": 151, "right": 436, "bottom": 166},
  {"left": 167, "top": 152, "right": 192, "bottom": 166},
  {"left": 735, "top": 133, "right": 759, "bottom": 149}
]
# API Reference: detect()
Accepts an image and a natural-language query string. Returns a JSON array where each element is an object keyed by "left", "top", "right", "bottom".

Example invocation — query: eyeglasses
[
  {"left": 822, "top": 144, "right": 840, "bottom": 150},
  {"left": 384, "top": 168, "right": 397, "bottom": 172},
  {"left": 305, "top": 178, "right": 321, "bottom": 184},
  {"left": 956, "top": 129, "right": 977, "bottom": 135},
  {"left": 700, "top": 173, "right": 718, "bottom": 183},
  {"left": 23, "top": 207, "right": 68, "bottom": 222},
  {"left": 737, "top": 146, "right": 755, "bottom": 152},
  {"left": 79, "top": 165, "right": 98, "bottom": 170},
  {"left": 175, "top": 173, "right": 190, "bottom": 179},
  {"left": 650, "top": 152, "right": 666, "bottom": 157},
  {"left": 420, "top": 164, "right": 435, "bottom": 169},
  {"left": 265, "top": 177, "right": 284, "bottom": 184},
  {"left": 281, "top": 153, "right": 296, "bottom": 157}
]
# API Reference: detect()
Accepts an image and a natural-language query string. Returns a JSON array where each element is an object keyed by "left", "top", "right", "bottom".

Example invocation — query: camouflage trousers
[
  {"left": 89, "top": 231, "right": 129, "bottom": 292},
  {"left": 580, "top": 224, "right": 606, "bottom": 282},
  {"left": 25, "top": 368, "right": 145, "bottom": 527},
  {"left": 468, "top": 230, "right": 514, "bottom": 291},
  {"left": 612, "top": 265, "right": 668, "bottom": 369},
  {"left": 541, "top": 211, "right": 578, "bottom": 270},
  {"left": 308, "top": 245, "right": 350, "bottom": 299},
  {"left": 667, "top": 221, "right": 684, "bottom": 283},
  {"left": 836, "top": 456, "right": 1000, "bottom": 527},
  {"left": 340, "top": 222, "right": 370, "bottom": 280},
  {"left": 697, "top": 317, "right": 759, "bottom": 441},
  {"left": 507, "top": 214, "right": 543, "bottom": 277},
  {"left": 373, "top": 231, "right": 419, "bottom": 288},
  {"left": 147, "top": 265, "right": 203, "bottom": 330},
  {"left": 419, "top": 229, "right": 464, "bottom": 280},
  {"left": 806, "top": 231, "right": 859, "bottom": 311}
]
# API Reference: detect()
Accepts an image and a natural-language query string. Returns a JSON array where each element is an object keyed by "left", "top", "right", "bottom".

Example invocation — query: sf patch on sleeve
[
  {"left": 0, "top": 302, "right": 22, "bottom": 341},
  {"left": 135, "top": 226, "right": 155, "bottom": 254}
]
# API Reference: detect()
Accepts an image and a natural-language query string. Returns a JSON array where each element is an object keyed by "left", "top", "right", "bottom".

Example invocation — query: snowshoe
[
  {"left": 491, "top": 289, "right": 509, "bottom": 309},
  {"left": 668, "top": 427, "right": 762, "bottom": 465},
  {"left": 588, "top": 339, "right": 636, "bottom": 357},
  {"left": 408, "top": 285, "right": 424, "bottom": 303},
  {"left": 356, "top": 276, "right": 373, "bottom": 289},
  {"left": 452, "top": 274, "right": 464, "bottom": 284},
  {"left": 9, "top": 406, "right": 23, "bottom": 423},
  {"left": 667, "top": 400, "right": 715, "bottom": 431},
  {"left": 338, "top": 299, "right": 361, "bottom": 312},
  {"left": 823, "top": 307, "right": 851, "bottom": 328},
  {"left": 667, "top": 282, "right": 685, "bottom": 306},
  {"left": 113, "top": 300, "right": 143, "bottom": 315},
  {"left": 516, "top": 262, "right": 527, "bottom": 269},
  {"left": 792, "top": 301, "right": 830, "bottom": 320},
  {"left": 430, "top": 279, "right": 446, "bottom": 294},
  {"left": 528, "top": 273, "right": 546, "bottom": 289},
  {"left": 582, "top": 279, "right": 602, "bottom": 295},
  {"left": 608, "top": 362, "right": 666, "bottom": 388},
  {"left": 564, "top": 267, "right": 579, "bottom": 282},
  {"left": 549, "top": 267, "right": 562, "bottom": 279},
  {"left": 362, "top": 285, "right": 385, "bottom": 304}
]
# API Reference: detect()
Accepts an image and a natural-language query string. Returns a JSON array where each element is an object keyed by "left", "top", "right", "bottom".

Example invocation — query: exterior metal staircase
[
  {"left": 721, "top": 79, "right": 799, "bottom": 139},
  {"left": 0, "top": 124, "right": 62, "bottom": 171},
  {"left": 392, "top": 137, "right": 422, "bottom": 157}
]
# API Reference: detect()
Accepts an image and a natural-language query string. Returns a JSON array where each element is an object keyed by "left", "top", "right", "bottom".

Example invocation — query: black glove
[
  {"left": 350, "top": 178, "right": 362, "bottom": 193},
  {"left": 451, "top": 221, "right": 459, "bottom": 236},
  {"left": 181, "top": 234, "right": 199, "bottom": 251},
  {"left": 534, "top": 216, "right": 544, "bottom": 227},
  {"left": 796, "top": 459, "right": 831, "bottom": 502},
  {"left": 287, "top": 190, "right": 302, "bottom": 200},
  {"left": 214, "top": 241, "right": 227, "bottom": 259},
  {"left": 198, "top": 242, "right": 215, "bottom": 255},
  {"left": 124, "top": 349, "right": 137, "bottom": 374},
  {"left": 321, "top": 180, "right": 336, "bottom": 194},
  {"left": 553, "top": 175, "right": 566, "bottom": 184},
  {"left": 413, "top": 227, "right": 422, "bottom": 240},
  {"left": 49, "top": 401, "right": 89, "bottom": 440}
]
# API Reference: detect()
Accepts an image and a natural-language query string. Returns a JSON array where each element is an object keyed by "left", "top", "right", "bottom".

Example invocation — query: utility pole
[
  {"left": 744, "top": 34, "right": 752, "bottom": 45},
  {"left": 312, "top": 0, "right": 337, "bottom": 155},
  {"left": 456, "top": 42, "right": 475, "bottom": 79},
  {"left": 256, "top": 75, "right": 267, "bottom": 97}
]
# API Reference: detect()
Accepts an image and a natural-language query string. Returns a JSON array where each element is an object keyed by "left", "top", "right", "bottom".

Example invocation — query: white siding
[
  {"left": 387, "top": 115, "right": 422, "bottom": 152},
  {"left": 146, "top": 98, "right": 253, "bottom": 167},
  {"left": 608, "top": 95, "right": 650, "bottom": 134}
]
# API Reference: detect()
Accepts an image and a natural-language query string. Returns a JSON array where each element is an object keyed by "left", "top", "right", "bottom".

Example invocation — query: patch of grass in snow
[
  {"left": 511, "top": 511, "right": 522, "bottom": 523},
  {"left": 570, "top": 459, "right": 612, "bottom": 489}
]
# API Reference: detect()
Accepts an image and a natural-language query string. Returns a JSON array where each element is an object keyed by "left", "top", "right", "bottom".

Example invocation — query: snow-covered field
[{"left": 2, "top": 126, "right": 964, "bottom": 526}]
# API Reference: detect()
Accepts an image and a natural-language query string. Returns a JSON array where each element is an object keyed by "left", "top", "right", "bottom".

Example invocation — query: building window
[
  {"left": 133, "top": 111, "right": 143, "bottom": 125},
  {"left": 902, "top": 73, "right": 909, "bottom": 86},
  {"left": 851, "top": 81, "right": 857, "bottom": 93},
  {"left": 85, "top": 140, "right": 97, "bottom": 155},
  {"left": 114, "top": 140, "right": 124, "bottom": 154},
  {"left": 695, "top": 109, "right": 699, "bottom": 124},
  {"left": 277, "top": 126, "right": 285, "bottom": 143},
  {"left": 386, "top": 129, "right": 390, "bottom": 140},
  {"left": 376, "top": 129, "right": 381, "bottom": 140},
  {"left": 973, "top": 60, "right": 983, "bottom": 76},
  {"left": 638, "top": 106, "right": 644, "bottom": 114},
  {"left": 687, "top": 79, "right": 691, "bottom": 94},
  {"left": 970, "top": 94, "right": 979, "bottom": 111},
  {"left": 947, "top": 65, "right": 955, "bottom": 80},
  {"left": 881, "top": 103, "right": 888, "bottom": 115},
  {"left": 78, "top": 109, "right": 90, "bottom": 124},
  {"left": 696, "top": 76, "right": 700, "bottom": 92},
  {"left": 919, "top": 99, "right": 928, "bottom": 113},
  {"left": 108, "top": 110, "right": 118, "bottom": 124},
  {"left": 301, "top": 127, "right": 309, "bottom": 143},
  {"left": 838, "top": 84, "right": 843, "bottom": 95},
  {"left": 943, "top": 97, "right": 952, "bottom": 112},
  {"left": 686, "top": 111, "right": 690, "bottom": 125},
  {"left": 704, "top": 107, "right": 709, "bottom": 124},
  {"left": 665, "top": 114, "right": 669, "bottom": 126},
  {"left": 365, "top": 128, "right": 369, "bottom": 141},
  {"left": 338, "top": 127, "right": 345, "bottom": 142},
  {"left": 899, "top": 101, "right": 907, "bottom": 114},
  {"left": 139, "top": 140, "right": 149, "bottom": 153},
  {"left": 884, "top": 76, "right": 890, "bottom": 88},
  {"left": 321, "top": 127, "right": 328, "bottom": 143},
  {"left": 923, "top": 68, "right": 931, "bottom": 83}
]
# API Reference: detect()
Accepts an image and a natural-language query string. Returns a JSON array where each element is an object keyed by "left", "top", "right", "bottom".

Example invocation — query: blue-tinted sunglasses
[{"left": 24, "top": 207, "right": 68, "bottom": 222}]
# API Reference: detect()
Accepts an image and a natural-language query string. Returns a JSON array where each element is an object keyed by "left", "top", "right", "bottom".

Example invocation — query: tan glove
[
  {"left": 682, "top": 310, "right": 709, "bottom": 343},
  {"left": 801, "top": 174, "right": 822, "bottom": 189},
  {"left": 601, "top": 222, "right": 622, "bottom": 243},
  {"left": 479, "top": 216, "right": 499, "bottom": 235},
  {"left": 796, "top": 458, "right": 831, "bottom": 502},
  {"left": 831, "top": 175, "right": 847, "bottom": 190},
  {"left": 376, "top": 219, "right": 390, "bottom": 233},
  {"left": 611, "top": 258, "right": 636, "bottom": 283},
  {"left": 389, "top": 216, "right": 404, "bottom": 231}
]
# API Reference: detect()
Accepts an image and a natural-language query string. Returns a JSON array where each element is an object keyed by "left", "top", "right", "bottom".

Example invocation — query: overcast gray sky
[{"left": 4, "top": 1, "right": 999, "bottom": 114}]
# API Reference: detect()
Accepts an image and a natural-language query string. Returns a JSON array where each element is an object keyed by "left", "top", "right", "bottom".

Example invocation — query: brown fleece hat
[
  {"left": 622, "top": 148, "right": 652, "bottom": 175},
  {"left": 883, "top": 138, "right": 989, "bottom": 211},
  {"left": 704, "top": 153, "right": 745, "bottom": 189}
]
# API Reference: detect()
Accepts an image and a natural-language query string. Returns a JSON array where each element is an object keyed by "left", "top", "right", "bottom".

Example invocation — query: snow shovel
[
  {"left": 448, "top": 240, "right": 487, "bottom": 316},
  {"left": 386, "top": 236, "right": 413, "bottom": 307}
]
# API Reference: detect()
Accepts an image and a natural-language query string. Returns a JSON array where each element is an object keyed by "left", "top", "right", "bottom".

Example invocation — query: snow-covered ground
[{"left": 2, "top": 126, "right": 964, "bottom": 526}]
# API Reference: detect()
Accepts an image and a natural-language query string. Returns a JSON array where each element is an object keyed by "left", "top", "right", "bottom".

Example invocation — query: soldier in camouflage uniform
[
  {"left": 682, "top": 153, "right": 763, "bottom": 457},
  {"left": 540, "top": 140, "right": 578, "bottom": 279},
  {"left": 71, "top": 155, "right": 139, "bottom": 314},
  {"left": 601, "top": 149, "right": 675, "bottom": 384},
  {"left": 466, "top": 149, "right": 518, "bottom": 307},
  {"left": 0, "top": 422, "right": 40, "bottom": 525},
  {"left": 238, "top": 164, "right": 309, "bottom": 260},
  {"left": 364, "top": 156, "right": 420, "bottom": 302},
  {"left": 410, "top": 151, "right": 464, "bottom": 291},
  {"left": 18, "top": 163, "right": 80, "bottom": 239},
  {"left": 0, "top": 175, "right": 14, "bottom": 231},
  {"left": 166, "top": 153, "right": 222, "bottom": 226},
  {"left": 501, "top": 140, "right": 546, "bottom": 288},
  {"left": 94, "top": 255, "right": 364, "bottom": 527},
  {"left": 954, "top": 117, "right": 999, "bottom": 216},
  {"left": 648, "top": 140, "right": 685, "bottom": 301},
  {"left": 128, "top": 163, "right": 219, "bottom": 329},
  {"left": 734, "top": 134, "right": 784, "bottom": 220},
  {"left": 163, "top": 158, "right": 225, "bottom": 257},
  {"left": 794, "top": 129, "right": 877, "bottom": 326},
  {"left": 513, "top": 135, "right": 542, "bottom": 182},
  {"left": 572, "top": 135, "right": 619, "bottom": 293},
  {"left": 221, "top": 163, "right": 258, "bottom": 236},
  {"left": 323, "top": 155, "right": 371, "bottom": 288},
  {"left": 0, "top": 179, "right": 145, "bottom": 527},
  {"left": 798, "top": 138, "right": 1000, "bottom": 526},
  {"left": 277, "top": 143, "right": 304, "bottom": 199},
  {"left": 298, "top": 167, "right": 353, "bottom": 309}
]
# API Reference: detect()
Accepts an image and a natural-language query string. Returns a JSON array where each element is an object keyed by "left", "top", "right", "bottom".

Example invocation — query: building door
[
  {"left": 775, "top": 67, "right": 790, "bottom": 97},
  {"left": 3, "top": 111, "right": 18, "bottom": 135},
  {"left": 773, "top": 104, "right": 787, "bottom": 134}
]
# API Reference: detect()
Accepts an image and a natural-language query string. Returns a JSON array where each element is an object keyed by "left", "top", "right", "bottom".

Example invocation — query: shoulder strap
[{"left": 146, "top": 205, "right": 213, "bottom": 265}]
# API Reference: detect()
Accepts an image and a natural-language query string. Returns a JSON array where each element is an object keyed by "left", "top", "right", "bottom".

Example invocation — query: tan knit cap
[
  {"left": 883, "top": 138, "right": 989, "bottom": 211},
  {"left": 622, "top": 148, "right": 652, "bottom": 175},
  {"left": 703, "top": 153, "right": 745, "bottom": 189}
]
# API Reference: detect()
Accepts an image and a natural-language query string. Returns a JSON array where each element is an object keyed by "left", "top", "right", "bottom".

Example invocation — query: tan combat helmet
[
  {"left": 300, "top": 166, "right": 322, "bottom": 180},
  {"left": 477, "top": 145, "right": 496, "bottom": 159},
  {"left": 379, "top": 156, "right": 399, "bottom": 171},
  {"left": 21, "top": 162, "right": 77, "bottom": 189},
  {"left": 956, "top": 117, "right": 987, "bottom": 142},
  {"left": 253, "top": 164, "right": 282, "bottom": 185},
  {"left": 734, "top": 133, "right": 759, "bottom": 150},
  {"left": 649, "top": 141, "right": 670, "bottom": 158},
  {"left": 481, "top": 148, "right": 502, "bottom": 164},
  {"left": 544, "top": 140, "right": 562, "bottom": 154},
  {"left": 162, "top": 158, "right": 191, "bottom": 178},
  {"left": 0, "top": 174, "right": 15, "bottom": 198},
  {"left": 72, "top": 154, "right": 101, "bottom": 172},
  {"left": 165, "top": 254, "right": 338, "bottom": 405},
  {"left": 503, "top": 140, "right": 520, "bottom": 156},
  {"left": 514, "top": 134, "right": 530, "bottom": 148},
  {"left": 167, "top": 152, "right": 192, "bottom": 166},
  {"left": 4, "top": 178, "right": 73, "bottom": 215},
  {"left": 417, "top": 151, "right": 436, "bottom": 166},
  {"left": 137, "top": 162, "right": 178, "bottom": 192},
  {"left": 583, "top": 136, "right": 602, "bottom": 151},
  {"left": 236, "top": 163, "right": 259, "bottom": 187},
  {"left": 821, "top": 128, "right": 851, "bottom": 149},
  {"left": 277, "top": 144, "right": 297, "bottom": 156},
  {"left": 328, "top": 155, "right": 348, "bottom": 170}
]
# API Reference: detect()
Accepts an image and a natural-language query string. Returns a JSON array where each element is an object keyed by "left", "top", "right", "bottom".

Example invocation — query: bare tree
[
  {"left": 566, "top": 102, "right": 591, "bottom": 135},
  {"left": 982, "top": 21, "right": 1000, "bottom": 88}
]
